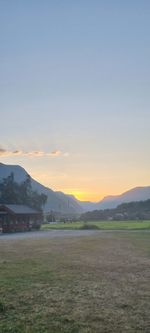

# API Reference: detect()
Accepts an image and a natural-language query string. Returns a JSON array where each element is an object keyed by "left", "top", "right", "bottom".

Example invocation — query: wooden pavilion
[{"left": 0, "top": 204, "right": 43, "bottom": 233}]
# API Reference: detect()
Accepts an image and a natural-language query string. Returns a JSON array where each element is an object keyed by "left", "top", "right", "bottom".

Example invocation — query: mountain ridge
[
  {"left": 0, "top": 163, "right": 83, "bottom": 215},
  {"left": 0, "top": 162, "right": 150, "bottom": 213},
  {"left": 78, "top": 186, "right": 150, "bottom": 211}
]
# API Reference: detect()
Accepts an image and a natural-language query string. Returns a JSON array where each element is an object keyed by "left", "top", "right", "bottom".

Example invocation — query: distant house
[{"left": 0, "top": 204, "right": 43, "bottom": 233}]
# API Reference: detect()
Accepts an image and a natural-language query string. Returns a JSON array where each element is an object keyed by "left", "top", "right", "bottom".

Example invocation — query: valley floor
[
  {"left": 42, "top": 220, "right": 150, "bottom": 231},
  {"left": 0, "top": 231, "right": 150, "bottom": 333}
]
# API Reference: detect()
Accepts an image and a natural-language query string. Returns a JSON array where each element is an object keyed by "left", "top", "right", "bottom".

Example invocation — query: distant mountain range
[
  {"left": 81, "top": 199, "right": 150, "bottom": 221},
  {"left": 0, "top": 162, "right": 150, "bottom": 215},
  {"left": 95, "top": 187, "right": 150, "bottom": 210},
  {"left": 79, "top": 187, "right": 150, "bottom": 211}
]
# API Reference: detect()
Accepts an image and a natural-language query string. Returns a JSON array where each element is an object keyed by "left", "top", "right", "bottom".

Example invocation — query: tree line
[
  {"left": 0, "top": 173, "right": 47, "bottom": 211},
  {"left": 81, "top": 199, "right": 150, "bottom": 221}
]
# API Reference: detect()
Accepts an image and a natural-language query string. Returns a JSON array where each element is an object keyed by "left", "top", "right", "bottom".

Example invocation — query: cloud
[
  {"left": 0, "top": 146, "right": 69, "bottom": 158},
  {"left": 0, "top": 148, "right": 7, "bottom": 154},
  {"left": 47, "top": 150, "right": 61, "bottom": 157}
]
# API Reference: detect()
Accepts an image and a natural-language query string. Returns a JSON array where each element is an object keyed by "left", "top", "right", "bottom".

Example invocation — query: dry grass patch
[{"left": 0, "top": 232, "right": 150, "bottom": 332}]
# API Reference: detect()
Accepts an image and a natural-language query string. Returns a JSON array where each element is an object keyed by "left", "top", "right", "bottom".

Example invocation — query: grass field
[
  {"left": 41, "top": 220, "right": 150, "bottom": 231},
  {"left": 0, "top": 231, "right": 150, "bottom": 333}
]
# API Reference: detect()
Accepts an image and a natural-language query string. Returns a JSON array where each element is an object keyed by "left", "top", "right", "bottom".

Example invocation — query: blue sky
[{"left": 0, "top": 1, "right": 150, "bottom": 200}]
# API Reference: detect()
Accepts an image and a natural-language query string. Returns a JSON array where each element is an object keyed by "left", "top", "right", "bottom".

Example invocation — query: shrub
[{"left": 80, "top": 223, "right": 99, "bottom": 230}]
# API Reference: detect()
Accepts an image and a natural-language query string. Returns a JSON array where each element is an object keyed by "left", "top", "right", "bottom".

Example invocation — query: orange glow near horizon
[
  {"left": 63, "top": 190, "right": 97, "bottom": 202},
  {"left": 62, "top": 190, "right": 102, "bottom": 202},
  {"left": 30, "top": 172, "right": 104, "bottom": 201},
  {"left": 29, "top": 169, "right": 150, "bottom": 203}
]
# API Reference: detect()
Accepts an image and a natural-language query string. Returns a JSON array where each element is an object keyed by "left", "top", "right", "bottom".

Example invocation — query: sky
[{"left": 0, "top": 0, "right": 150, "bottom": 201}]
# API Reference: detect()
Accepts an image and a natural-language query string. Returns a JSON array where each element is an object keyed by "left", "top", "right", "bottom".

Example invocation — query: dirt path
[
  {"left": 1, "top": 228, "right": 149, "bottom": 241},
  {"left": 0, "top": 229, "right": 98, "bottom": 240}
]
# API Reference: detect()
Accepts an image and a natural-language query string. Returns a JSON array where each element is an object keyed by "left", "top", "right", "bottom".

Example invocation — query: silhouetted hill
[
  {"left": 0, "top": 163, "right": 83, "bottom": 215},
  {"left": 95, "top": 187, "right": 150, "bottom": 209},
  {"left": 1, "top": 163, "right": 150, "bottom": 214},
  {"left": 81, "top": 199, "right": 150, "bottom": 221},
  {"left": 79, "top": 186, "right": 150, "bottom": 211}
]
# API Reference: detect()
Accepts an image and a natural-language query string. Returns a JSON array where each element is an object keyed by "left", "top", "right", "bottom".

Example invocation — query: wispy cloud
[
  {"left": 47, "top": 150, "right": 61, "bottom": 157},
  {"left": 0, "top": 147, "right": 69, "bottom": 158}
]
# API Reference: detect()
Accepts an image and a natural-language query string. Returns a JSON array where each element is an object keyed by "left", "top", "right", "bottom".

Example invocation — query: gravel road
[
  {"left": 0, "top": 228, "right": 149, "bottom": 241},
  {"left": 0, "top": 229, "right": 98, "bottom": 240}
]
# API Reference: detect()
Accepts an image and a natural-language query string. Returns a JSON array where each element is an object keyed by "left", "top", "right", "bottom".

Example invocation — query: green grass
[
  {"left": 41, "top": 220, "right": 150, "bottom": 231},
  {"left": 0, "top": 232, "right": 150, "bottom": 332}
]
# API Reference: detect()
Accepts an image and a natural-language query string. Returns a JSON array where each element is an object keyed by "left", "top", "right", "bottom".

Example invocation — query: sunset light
[
  {"left": 0, "top": 1, "right": 150, "bottom": 203},
  {"left": 1, "top": 2, "right": 150, "bottom": 332}
]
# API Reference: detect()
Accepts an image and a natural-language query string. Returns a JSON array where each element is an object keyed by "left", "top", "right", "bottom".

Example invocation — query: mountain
[
  {"left": 0, "top": 163, "right": 150, "bottom": 214},
  {"left": 77, "top": 201, "right": 97, "bottom": 212},
  {"left": 81, "top": 199, "right": 150, "bottom": 221},
  {"left": 0, "top": 163, "right": 83, "bottom": 215},
  {"left": 79, "top": 186, "right": 150, "bottom": 211}
]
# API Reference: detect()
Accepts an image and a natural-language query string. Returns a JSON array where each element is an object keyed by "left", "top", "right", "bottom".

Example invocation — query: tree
[
  {"left": 30, "top": 191, "right": 47, "bottom": 211},
  {"left": 0, "top": 172, "right": 19, "bottom": 204},
  {"left": 0, "top": 174, "right": 47, "bottom": 211}
]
